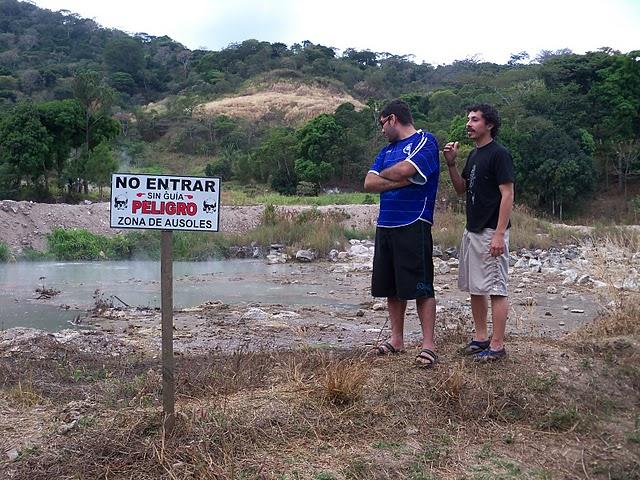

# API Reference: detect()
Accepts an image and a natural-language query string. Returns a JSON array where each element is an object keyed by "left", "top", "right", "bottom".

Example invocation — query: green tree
[
  {"left": 37, "top": 99, "right": 84, "bottom": 189},
  {"left": 295, "top": 114, "right": 345, "bottom": 185},
  {"left": 85, "top": 142, "right": 117, "bottom": 199},
  {"left": 254, "top": 127, "right": 298, "bottom": 194},
  {"left": 0, "top": 101, "right": 52, "bottom": 195},
  {"left": 72, "top": 71, "right": 119, "bottom": 192},
  {"left": 103, "top": 37, "right": 145, "bottom": 81},
  {"left": 517, "top": 127, "right": 596, "bottom": 219}
]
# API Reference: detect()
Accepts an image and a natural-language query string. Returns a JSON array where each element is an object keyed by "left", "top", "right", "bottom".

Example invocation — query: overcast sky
[{"left": 30, "top": 0, "right": 639, "bottom": 65}]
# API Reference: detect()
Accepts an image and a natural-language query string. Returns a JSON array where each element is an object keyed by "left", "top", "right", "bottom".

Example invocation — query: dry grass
[
  {"left": 5, "top": 377, "right": 44, "bottom": 407},
  {"left": 320, "top": 357, "right": 370, "bottom": 405},
  {"left": 193, "top": 81, "right": 366, "bottom": 125},
  {"left": 433, "top": 205, "right": 578, "bottom": 250},
  {"left": 2, "top": 332, "right": 639, "bottom": 479},
  {"left": 245, "top": 206, "right": 353, "bottom": 255},
  {"left": 570, "top": 233, "right": 640, "bottom": 340}
]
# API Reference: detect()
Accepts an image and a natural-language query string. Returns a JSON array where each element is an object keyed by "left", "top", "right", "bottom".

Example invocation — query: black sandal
[
  {"left": 375, "top": 341, "right": 404, "bottom": 356},
  {"left": 415, "top": 348, "right": 437, "bottom": 369},
  {"left": 460, "top": 339, "right": 490, "bottom": 356}
]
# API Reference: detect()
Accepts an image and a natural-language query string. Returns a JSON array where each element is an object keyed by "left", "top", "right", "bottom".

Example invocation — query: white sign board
[{"left": 110, "top": 173, "right": 220, "bottom": 232}]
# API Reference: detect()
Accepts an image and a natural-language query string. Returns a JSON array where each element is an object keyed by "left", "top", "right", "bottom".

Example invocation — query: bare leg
[
  {"left": 470, "top": 294, "right": 489, "bottom": 341},
  {"left": 489, "top": 295, "right": 508, "bottom": 350},
  {"left": 416, "top": 297, "right": 436, "bottom": 351},
  {"left": 386, "top": 296, "right": 407, "bottom": 350}
]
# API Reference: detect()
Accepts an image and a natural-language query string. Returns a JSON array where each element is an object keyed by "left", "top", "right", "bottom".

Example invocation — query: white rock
[
  {"left": 577, "top": 274, "right": 591, "bottom": 285},
  {"left": 547, "top": 286, "right": 558, "bottom": 294},
  {"left": 372, "top": 303, "right": 386, "bottom": 311},
  {"left": 266, "top": 253, "right": 287, "bottom": 264},
  {"left": 272, "top": 311, "right": 300, "bottom": 320},
  {"left": 242, "top": 308, "right": 269, "bottom": 321},
  {"left": 348, "top": 244, "right": 370, "bottom": 256},
  {"left": 438, "top": 263, "right": 451, "bottom": 275},
  {"left": 571, "top": 309, "right": 584, "bottom": 314},
  {"left": 295, "top": 249, "right": 315, "bottom": 262},
  {"left": 561, "top": 269, "right": 579, "bottom": 284}
]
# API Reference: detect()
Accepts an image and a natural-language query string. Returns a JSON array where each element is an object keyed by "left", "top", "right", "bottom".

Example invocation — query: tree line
[{"left": 0, "top": 1, "right": 638, "bottom": 218}]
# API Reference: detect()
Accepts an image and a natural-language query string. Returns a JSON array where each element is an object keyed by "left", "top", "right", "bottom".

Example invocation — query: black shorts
[{"left": 371, "top": 221, "right": 435, "bottom": 300}]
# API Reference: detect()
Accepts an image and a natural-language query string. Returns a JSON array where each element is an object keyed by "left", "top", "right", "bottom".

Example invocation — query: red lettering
[{"left": 130, "top": 200, "right": 198, "bottom": 216}]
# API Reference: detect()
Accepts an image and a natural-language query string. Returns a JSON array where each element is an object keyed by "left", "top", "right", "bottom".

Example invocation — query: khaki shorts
[{"left": 458, "top": 228, "right": 509, "bottom": 296}]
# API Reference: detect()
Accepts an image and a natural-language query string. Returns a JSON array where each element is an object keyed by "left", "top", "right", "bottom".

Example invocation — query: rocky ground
[{"left": 4, "top": 237, "right": 637, "bottom": 359}]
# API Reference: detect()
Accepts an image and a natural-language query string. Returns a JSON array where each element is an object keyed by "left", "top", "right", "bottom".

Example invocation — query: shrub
[
  {"left": 47, "top": 229, "right": 135, "bottom": 260},
  {"left": 296, "top": 181, "right": 319, "bottom": 196},
  {"left": 0, "top": 241, "right": 10, "bottom": 262}
]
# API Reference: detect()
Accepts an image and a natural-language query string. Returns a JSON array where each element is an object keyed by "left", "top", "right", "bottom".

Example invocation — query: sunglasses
[{"left": 379, "top": 115, "right": 393, "bottom": 128}]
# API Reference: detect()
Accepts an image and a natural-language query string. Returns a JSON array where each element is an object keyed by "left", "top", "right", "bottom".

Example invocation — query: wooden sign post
[
  {"left": 110, "top": 174, "right": 220, "bottom": 437},
  {"left": 160, "top": 230, "right": 175, "bottom": 432}
]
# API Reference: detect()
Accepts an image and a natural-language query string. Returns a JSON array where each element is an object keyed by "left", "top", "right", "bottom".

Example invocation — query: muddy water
[{"left": 0, "top": 260, "right": 356, "bottom": 331}]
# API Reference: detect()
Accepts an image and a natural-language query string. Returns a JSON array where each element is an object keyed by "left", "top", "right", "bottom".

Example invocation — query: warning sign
[{"left": 110, "top": 173, "right": 220, "bottom": 232}]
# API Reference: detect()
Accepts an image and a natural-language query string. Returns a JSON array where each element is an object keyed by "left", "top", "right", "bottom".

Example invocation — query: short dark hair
[
  {"left": 466, "top": 103, "right": 501, "bottom": 138},
  {"left": 381, "top": 99, "right": 414, "bottom": 126}
]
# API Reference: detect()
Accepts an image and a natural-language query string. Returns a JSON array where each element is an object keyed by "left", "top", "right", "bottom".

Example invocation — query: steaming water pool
[{"left": 0, "top": 260, "right": 352, "bottom": 331}]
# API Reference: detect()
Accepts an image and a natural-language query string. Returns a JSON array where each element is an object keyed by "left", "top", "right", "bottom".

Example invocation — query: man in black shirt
[{"left": 443, "top": 104, "right": 514, "bottom": 362}]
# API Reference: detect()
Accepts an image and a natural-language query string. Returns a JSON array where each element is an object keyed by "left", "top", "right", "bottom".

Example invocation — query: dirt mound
[{"left": 193, "top": 81, "right": 366, "bottom": 124}]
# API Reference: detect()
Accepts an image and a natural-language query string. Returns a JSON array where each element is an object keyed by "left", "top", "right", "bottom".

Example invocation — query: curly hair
[{"left": 466, "top": 103, "right": 501, "bottom": 138}]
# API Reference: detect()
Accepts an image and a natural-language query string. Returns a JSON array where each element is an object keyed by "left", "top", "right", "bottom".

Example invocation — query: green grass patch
[
  {"left": 0, "top": 241, "right": 10, "bottom": 262},
  {"left": 222, "top": 184, "right": 378, "bottom": 206},
  {"left": 18, "top": 247, "right": 53, "bottom": 261},
  {"left": 537, "top": 406, "right": 581, "bottom": 432},
  {"left": 47, "top": 228, "right": 135, "bottom": 260}
]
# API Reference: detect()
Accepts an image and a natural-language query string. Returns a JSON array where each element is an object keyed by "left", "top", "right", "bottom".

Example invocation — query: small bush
[
  {"left": 0, "top": 241, "right": 10, "bottom": 262},
  {"left": 296, "top": 181, "right": 319, "bottom": 196},
  {"left": 47, "top": 229, "right": 134, "bottom": 260},
  {"left": 321, "top": 358, "right": 369, "bottom": 405}
]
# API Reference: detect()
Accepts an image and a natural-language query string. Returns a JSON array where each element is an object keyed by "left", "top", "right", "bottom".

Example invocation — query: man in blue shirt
[{"left": 364, "top": 99, "right": 440, "bottom": 368}]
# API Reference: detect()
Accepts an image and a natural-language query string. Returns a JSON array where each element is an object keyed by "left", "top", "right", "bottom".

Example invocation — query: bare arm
[
  {"left": 379, "top": 160, "right": 417, "bottom": 181},
  {"left": 364, "top": 172, "right": 411, "bottom": 193},
  {"left": 489, "top": 182, "right": 515, "bottom": 257},
  {"left": 443, "top": 142, "right": 466, "bottom": 195}
]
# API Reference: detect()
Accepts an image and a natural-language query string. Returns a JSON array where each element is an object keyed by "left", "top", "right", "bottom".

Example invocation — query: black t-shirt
[{"left": 462, "top": 141, "right": 514, "bottom": 233}]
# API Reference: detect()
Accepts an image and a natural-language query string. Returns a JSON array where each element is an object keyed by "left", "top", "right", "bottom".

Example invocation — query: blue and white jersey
[{"left": 368, "top": 130, "right": 439, "bottom": 227}]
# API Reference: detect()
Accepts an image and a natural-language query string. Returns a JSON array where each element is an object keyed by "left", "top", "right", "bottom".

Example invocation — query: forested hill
[{"left": 0, "top": 0, "right": 639, "bottom": 221}]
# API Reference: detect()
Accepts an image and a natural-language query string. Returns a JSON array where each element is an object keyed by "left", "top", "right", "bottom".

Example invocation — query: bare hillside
[{"left": 193, "top": 81, "right": 366, "bottom": 124}]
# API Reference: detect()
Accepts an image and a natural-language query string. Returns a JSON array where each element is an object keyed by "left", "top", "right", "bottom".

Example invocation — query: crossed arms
[{"left": 363, "top": 161, "right": 416, "bottom": 193}]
